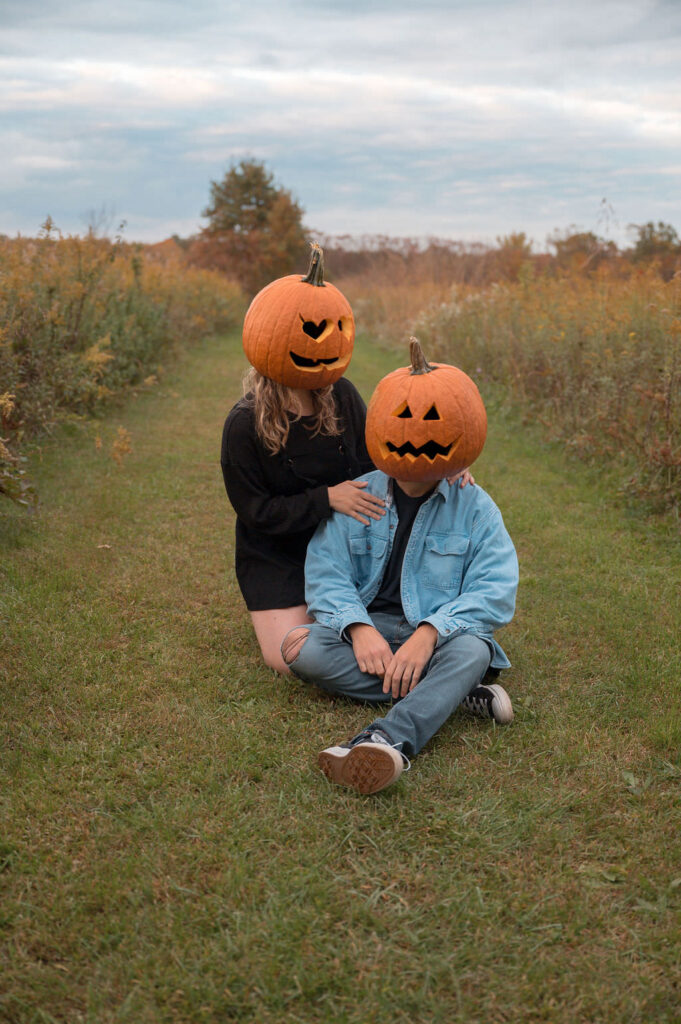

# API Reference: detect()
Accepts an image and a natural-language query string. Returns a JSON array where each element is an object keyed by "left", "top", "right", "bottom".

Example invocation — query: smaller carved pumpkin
[
  {"left": 242, "top": 244, "right": 355, "bottom": 389},
  {"left": 365, "top": 338, "right": 487, "bottom": 482}
]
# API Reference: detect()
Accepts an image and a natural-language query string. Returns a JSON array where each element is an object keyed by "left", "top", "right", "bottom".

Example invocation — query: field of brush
[
  {"left": 1, "top": 241, "right": 680, "bottom": 1021},
  {"left": 337, "top": 257, "right": 681, "bottom": 515},
  {"left": 0, "top": 228, "right": 245, "bottom": 504}
]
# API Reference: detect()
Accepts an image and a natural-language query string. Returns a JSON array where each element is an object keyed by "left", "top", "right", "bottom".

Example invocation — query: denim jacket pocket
[
  {"left": 349, "top": 534, "right": 387, "bottom": 583},
  {"left": 349, "top": 535, "right": 387, "bottom": 559},
  {"left": 422, "top": 532, "right": 469, "bottom": 592}
]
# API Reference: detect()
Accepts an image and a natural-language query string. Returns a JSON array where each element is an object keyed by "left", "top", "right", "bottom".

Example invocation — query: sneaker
[
  {"left": 318, "top": 728, "right": 409, "bottom": 795},
  {"left": 461, "top": 683, "right": 514, "bottom": 725}
]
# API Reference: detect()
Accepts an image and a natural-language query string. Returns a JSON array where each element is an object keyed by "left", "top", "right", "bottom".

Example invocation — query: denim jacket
[{"left": 304, "top": 471, "right": 519, "bottom": 669}]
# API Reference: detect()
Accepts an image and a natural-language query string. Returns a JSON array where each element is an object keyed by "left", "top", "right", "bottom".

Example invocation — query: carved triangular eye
[
  {"left": 423, "top": 404, "right": 440, "bottom": 421},
  {"left": 394, "top": 402, "right": 412, "bottom": 419}
]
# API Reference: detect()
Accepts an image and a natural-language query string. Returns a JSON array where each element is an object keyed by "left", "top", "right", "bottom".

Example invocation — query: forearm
[{"left": 304, "top": 520, "right": 372, "bottom": 635}]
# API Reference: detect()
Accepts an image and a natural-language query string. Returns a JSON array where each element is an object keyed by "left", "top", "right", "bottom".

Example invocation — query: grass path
[{"left": 1, "top": 331, "right": 680, "bottom": 1023}]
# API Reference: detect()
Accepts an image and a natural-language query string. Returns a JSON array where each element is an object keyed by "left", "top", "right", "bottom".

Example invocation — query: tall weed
[
  {"left": 411, "top": 266, "right": 681, "bottom": 511},
  {"left": 0, "top": 223, "right": 245, "bottom": 503},
  {"left": 338, "top": 260, "right": 681, "bottom": 511}
]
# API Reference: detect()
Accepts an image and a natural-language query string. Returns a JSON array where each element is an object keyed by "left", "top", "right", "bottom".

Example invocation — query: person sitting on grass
[{"left": 281, "top": 339, "right": 519, "bottom": 795}]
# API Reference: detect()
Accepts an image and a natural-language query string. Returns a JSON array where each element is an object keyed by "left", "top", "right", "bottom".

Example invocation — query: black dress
[{"left": 221, "top": 377, "right": 374, "bottom": 611}]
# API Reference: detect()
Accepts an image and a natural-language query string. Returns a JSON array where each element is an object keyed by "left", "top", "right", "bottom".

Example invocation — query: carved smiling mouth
[
  {"left": 290, "top": 351, "right": 341, "bottom": 368},
  {"left": 385, "top": 439, "right": 454, "bottom": 461}
]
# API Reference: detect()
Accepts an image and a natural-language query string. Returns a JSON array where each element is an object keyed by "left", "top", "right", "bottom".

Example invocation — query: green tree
[{"left": 197, "top": 159, "right": 309, "bottom": 294}]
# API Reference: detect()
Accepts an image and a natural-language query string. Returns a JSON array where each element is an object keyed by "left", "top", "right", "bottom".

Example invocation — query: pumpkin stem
[
  {"left": 301, "top": 242, "right": 326, "bottom": 287},
  {"left": 409, "top": 337, "right": 434, "bottom": 375}
]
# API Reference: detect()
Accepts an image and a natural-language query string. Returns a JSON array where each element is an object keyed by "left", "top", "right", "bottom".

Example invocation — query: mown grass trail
[{"left": 1, "top": 331, "right": 680, "bottom": 1023}]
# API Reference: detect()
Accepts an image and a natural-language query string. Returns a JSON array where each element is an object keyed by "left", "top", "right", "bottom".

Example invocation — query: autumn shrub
[
  {"left": 410, "top": 264, "right": 681, "bottom": 511},
  {"left": 0, "top": 223, "right": 246, "bottom": 503},
  {"left": 337, "top": 258, "right": 454, "bottom": 349}
]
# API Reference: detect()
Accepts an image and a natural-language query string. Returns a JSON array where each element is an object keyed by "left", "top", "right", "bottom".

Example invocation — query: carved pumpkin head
[
  {"left": 242, "top": 243, "right": 355, "bottom": 389},
  {"left": 365, "top": 338, "right": 487, "bottom": 482}
]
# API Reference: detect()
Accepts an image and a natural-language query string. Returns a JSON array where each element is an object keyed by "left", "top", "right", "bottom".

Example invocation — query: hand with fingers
[
  {"left": 446, "top": 467, "right": 475, "bottom": 488},
  {"left": 328, "top": 480, "right": 386, "bottom": 525},
  {"left": 347, "top": 622, "right": 393, "bottom": 677},
  {"left": 382, "top": 623, "right": 438, "bottom": 699}
]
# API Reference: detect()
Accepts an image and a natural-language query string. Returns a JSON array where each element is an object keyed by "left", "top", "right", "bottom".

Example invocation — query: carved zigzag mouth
[
  {"left": 385, "top": 439, "right": 453, "bottom": 461},
  {"left": 290, "top": 351, "right": 340, "bottom": 368}
]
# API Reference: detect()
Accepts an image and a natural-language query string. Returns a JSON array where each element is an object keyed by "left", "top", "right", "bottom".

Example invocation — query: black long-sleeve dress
[{"left": 221, "top": 377, "right": 374, "bottom": 611}]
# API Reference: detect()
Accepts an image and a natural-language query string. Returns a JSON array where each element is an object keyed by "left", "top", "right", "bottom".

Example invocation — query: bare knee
[
  {"left": 281, "top": 627, "right": 310, "bottom": 667},
  {"left": 262, "top": 650, "right": 290, "bottom": 674}
]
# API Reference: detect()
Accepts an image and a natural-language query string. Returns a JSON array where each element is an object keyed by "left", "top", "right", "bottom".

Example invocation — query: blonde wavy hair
[{"left": 243, "top": 368, "right": 341, "bottom": 455}]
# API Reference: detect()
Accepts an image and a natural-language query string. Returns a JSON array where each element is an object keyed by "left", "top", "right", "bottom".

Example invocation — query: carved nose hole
[
  {"left": 423, "top": 404, "right": 440, "bottom": 420},
  {"left": 301, "top": 318, "right": 327, "bottom": 339},
  {"left": 395, "top": 403, "right": 412, "bottom": 419}
]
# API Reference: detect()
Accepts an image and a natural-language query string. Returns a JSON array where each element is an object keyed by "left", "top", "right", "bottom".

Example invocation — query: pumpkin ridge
[
  {"left": 242, "top": 245, "right": 354, "bottom": 388},
  {"left": 365, "top": 339, "right": 487, "bottom": 481}
]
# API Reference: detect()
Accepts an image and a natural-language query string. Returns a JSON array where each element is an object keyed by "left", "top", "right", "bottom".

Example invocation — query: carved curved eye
[
  {"left": 393, "top": 402, "right": 412, "bottom": 419},
  {"left": 423, "top": 404, "right": 440, "bottom": 420},
  {"left": 338, "top": 317, "right": 352, "bottom": 338}
]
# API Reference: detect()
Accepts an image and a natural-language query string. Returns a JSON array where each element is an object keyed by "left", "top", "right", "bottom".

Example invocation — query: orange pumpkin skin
[
  {"left": 242, "top": 245, "right": 355, "bottom": 389},
  {"left": 365, "top": 339, "right": 487, "bottom": 482}
]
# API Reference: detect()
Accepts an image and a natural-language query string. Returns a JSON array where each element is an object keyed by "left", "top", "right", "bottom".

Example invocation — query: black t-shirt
[
  {"left": 221, "top": 377, "right": 374, "bottom": 611},
  {"left": 368, "top": 483, "right": 434, "bottom": 617}
]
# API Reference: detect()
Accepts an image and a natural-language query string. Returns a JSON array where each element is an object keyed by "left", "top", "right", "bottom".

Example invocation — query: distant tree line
[
  {"left": 312, "top": 223, "right": 681, "bottom": 286},
  {"left": 171, "top": 159, "right": 681, "bottom": 292}
]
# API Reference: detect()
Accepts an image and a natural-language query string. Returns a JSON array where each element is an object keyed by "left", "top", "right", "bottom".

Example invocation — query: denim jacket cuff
[
  {"left": 336, "top": 609, "right": 375, "bottom": 640},
  {"left": 422, "top": 615, "right": 466, "bottom": 648}
]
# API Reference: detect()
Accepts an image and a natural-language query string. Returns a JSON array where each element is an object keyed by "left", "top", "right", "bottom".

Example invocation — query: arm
[
  {"left": 221, "top": 411, "right": 331, "bottom": 536},
  {"left": 337, "top": 377, "right": 375, "bottom": 475},
  {"left": 222, "top": 398, "right": 385, "bottom": 533},
  {"left": 331, "top": 381, "right": 386, "bottom": 521},
  {"left": 422, "top": 507, "right": 519, "bottom": 646},
  {"left": 304, "top": 513, "right": 375, "bottom": 635},
  {"left": 306, "top": 512, "right": 394, "bottom": 676}
]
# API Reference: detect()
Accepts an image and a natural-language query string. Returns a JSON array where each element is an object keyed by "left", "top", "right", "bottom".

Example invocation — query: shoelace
[
  {"left": 373, "top": 733, "right": 411, "bottom": 772},
  {"left": 356, "top": 730, "right": 412, "bottom": 773},
  {"left": 396, "top": 747, "right": 412, "bottom": 773}
]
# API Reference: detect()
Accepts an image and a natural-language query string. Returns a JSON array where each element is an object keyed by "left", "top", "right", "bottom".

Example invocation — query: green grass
[{"left": 1, "top": 331, "right": 680, "bottom": 1023}]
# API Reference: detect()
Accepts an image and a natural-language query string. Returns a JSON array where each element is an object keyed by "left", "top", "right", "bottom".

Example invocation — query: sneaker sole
[
  {"left": 318, "top": 744, "right": 403, "bottom": 795},
  {"left": 489, "top": 684, "right": 514, "bottom": 725}
]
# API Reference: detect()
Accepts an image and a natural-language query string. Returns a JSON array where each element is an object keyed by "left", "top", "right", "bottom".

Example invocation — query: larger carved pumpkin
[
  {"left": 242, "top": 244, "right": 355, "bottom": 389},
  {"left": 365, "top": 338, "right": 487, "bottom": 482}
]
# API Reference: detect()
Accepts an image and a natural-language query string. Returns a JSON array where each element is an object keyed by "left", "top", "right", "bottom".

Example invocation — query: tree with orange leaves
[{"left": 194, "top": 159, "right": 308, "bottom": 296}]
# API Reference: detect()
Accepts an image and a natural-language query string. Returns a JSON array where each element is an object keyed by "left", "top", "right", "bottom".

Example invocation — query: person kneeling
[{"left": 282, "top": 340, "right": 519, "bottom": 795}]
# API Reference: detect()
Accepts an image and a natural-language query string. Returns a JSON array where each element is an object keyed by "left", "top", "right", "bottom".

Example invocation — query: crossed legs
[{"left": 283, "top": 615, "right": 492, "bottom": 756}]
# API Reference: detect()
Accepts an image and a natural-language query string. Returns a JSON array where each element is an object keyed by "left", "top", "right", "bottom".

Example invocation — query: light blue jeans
[{"left": 286, "top": 611, "right": 492, "bottom": 756}]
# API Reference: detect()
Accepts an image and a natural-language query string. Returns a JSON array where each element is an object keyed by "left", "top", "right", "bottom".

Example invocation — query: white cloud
[{"left": 0, "top": 0, "right": 679, "bottom": 241}]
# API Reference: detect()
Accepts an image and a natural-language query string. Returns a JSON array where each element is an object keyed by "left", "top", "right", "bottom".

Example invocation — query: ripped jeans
[{"left": 284, "top": 611, "right": 492, "bottom": 756}]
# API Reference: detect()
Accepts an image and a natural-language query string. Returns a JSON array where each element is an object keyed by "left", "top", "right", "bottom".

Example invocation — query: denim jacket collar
[
  {"left": 304, "top": 469, "right": 518, "bottom": 671},
  {"left": 384, "top": 476, "right": 449, "bottom": 508}
]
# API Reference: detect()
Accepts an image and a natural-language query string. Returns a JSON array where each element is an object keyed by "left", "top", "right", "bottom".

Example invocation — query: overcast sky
[{"left": 1, "top": 0, "right": 680, "bottom": 248}]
